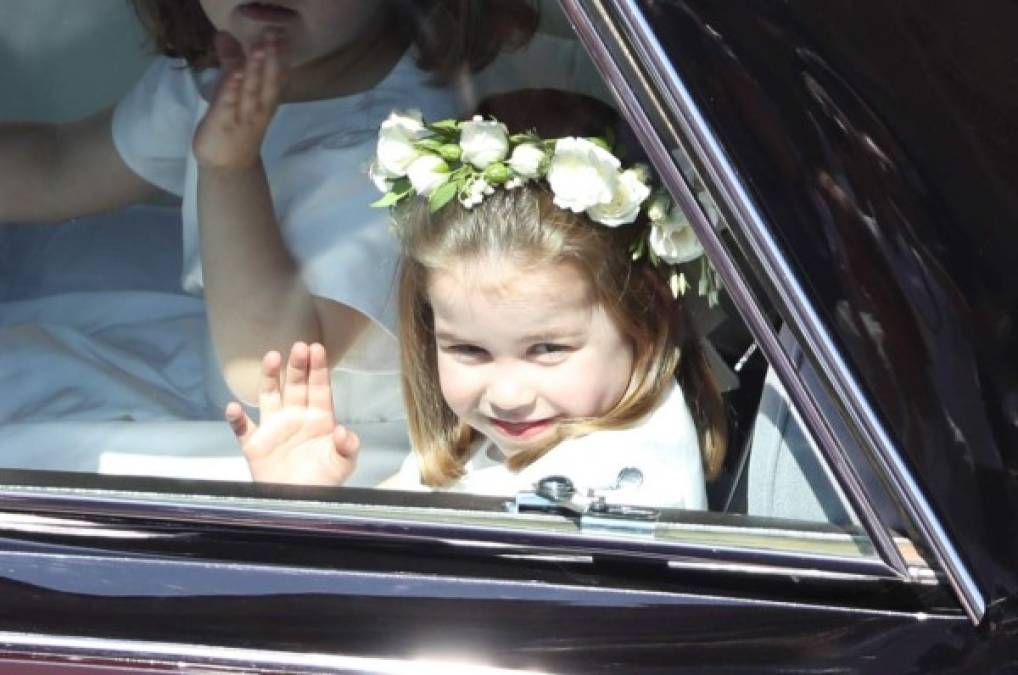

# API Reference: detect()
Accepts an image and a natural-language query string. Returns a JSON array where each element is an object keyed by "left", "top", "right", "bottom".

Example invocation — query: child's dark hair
[{"left": 127, "top": 0, "right": 539, "bottom": 78}]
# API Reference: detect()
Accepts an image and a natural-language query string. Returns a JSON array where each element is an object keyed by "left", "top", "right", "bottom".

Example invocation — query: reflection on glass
[{"left": 0, "top": 0, "right": 861, "bottom": 543}]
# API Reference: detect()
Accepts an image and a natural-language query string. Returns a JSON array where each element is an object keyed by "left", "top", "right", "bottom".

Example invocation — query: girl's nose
[{"left": 484, "top": 375, "right": 536, "bottom": 417}]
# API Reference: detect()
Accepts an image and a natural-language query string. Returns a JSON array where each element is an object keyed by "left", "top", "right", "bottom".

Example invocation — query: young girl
[
  {"left": 0, "top": 0, "right": 537, "bottom": 417},
  {"left": 229, "top": 102, "right": 728, "bottom": 507}
]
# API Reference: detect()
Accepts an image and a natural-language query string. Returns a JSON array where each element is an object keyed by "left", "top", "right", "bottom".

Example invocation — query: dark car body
[{"left": 0, "top": 0, "right": 1015, "bottom": 672}]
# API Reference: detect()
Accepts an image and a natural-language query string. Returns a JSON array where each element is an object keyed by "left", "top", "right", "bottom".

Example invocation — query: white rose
[
  {"left": 406, "top": 154, "right": 450, "bottom": 197},
  {"left": 507, "top": 142, "right": 545, "bottom": 179},
  {"left": 546, "top": 137, "right": 620, "bottom": 213},
  {"left": 376, "top": 109, "right": 425, "bottom": 177},
  {"left": 587, "top": 167, "right": 651, "bottom": 226},
  {"left": 459, "top": 116, "right": 509, "bottom": 169},
  {"left": 648, "top": 208, "right": 704, "bottom": 264},
  {"left": 368, "top": 160, "right": 396, "bottom": 193}
]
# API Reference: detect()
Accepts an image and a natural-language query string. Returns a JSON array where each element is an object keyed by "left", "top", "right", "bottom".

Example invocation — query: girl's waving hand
[{"left": 227, "top": 342, "right": 359, "bottom": 486}]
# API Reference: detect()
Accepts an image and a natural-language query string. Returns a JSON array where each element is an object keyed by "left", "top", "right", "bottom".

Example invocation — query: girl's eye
[
  {"left": 442, "top": 344, "right": 489, "bottom": 360},
  {"left": 529, "top": 343, "right": 572, "bottom": 360}
]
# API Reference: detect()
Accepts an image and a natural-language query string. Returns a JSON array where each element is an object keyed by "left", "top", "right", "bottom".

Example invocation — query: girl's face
[
  {"left": 429, "top": 258, "right": 635, "bottom": 458},
  {"left": 198, "top": 0, "right": 390, "bottom": 67}
]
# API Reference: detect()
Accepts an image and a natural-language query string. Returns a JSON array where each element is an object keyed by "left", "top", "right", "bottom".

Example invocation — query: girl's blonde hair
[{"left": 398, "top": 185, "right": 728, "bottom": 487}]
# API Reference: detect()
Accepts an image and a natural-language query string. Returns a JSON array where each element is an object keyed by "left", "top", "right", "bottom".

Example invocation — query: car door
[
  {"left": 590, "top": 0, "right": 1018, "bottom": 625},
  {"left": 0, "top": 1, "right": 1015, "bottom": 673}
]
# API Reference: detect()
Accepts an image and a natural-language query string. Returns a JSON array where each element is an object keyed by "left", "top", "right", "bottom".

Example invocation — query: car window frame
[{"left": 559, "top": 0, "right": 983, "bottom": 623}]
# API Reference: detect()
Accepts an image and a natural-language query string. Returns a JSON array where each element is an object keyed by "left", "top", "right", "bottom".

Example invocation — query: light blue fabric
[{"left": 746, "top": 329, "right": 857, "bottom": 526}]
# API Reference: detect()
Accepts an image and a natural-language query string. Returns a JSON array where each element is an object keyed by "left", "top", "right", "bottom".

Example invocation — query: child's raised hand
[
  {"left": 193, "top": 30, "right": 288, "bottom": 170},
  {"left": 226, "top": 342, "right": 359, "bottom": 486}
]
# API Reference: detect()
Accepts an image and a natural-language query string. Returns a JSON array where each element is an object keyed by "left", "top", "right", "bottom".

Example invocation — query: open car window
[{"left": 0, "top": 0, "right": 936, "bottom": 584}]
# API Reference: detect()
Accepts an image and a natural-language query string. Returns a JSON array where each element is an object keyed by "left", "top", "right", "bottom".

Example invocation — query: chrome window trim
[
  {"left": 557, "top": 0, "right": 984, "bottom": 623},
  {"left": 0, "top": 485, "right": 892, "bottom": 581}
]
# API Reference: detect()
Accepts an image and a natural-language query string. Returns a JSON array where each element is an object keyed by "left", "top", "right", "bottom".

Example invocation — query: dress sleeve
[
  {"left": 267, "top": 132, "right": 403, "bottom": 371},
  {"left": 111, "top": 56, "right": 199, "bottom": 196}
]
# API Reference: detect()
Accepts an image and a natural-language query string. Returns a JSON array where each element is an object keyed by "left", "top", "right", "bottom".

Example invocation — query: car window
[{"left": 0, "top": 0, "right": 899, "bottom": 571}]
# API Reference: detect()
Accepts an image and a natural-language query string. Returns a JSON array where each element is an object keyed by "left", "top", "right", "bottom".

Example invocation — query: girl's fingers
[
  {"left": 210, "top": 71, "right": 243, "bottom": 124},
  {"left": 261, "top": 32, "right": 285, "bottom": 108},
  {"left": 225, "top": 401, "right": 257, "bottom": 447},
  {"left": 258, "top": 350, "right": 284, "bottom": 417},
  {"left": 282, "top": 341, "right": 310, "bottom": 408},
  {"left": 333, "top": 425, "right": 360, "bottom": 460},
  {"left": 239, "top": 46, "right": 266, "bottom": 121},
  {"left": 307, "top": 343, "right": 333, "bottom": 413}
]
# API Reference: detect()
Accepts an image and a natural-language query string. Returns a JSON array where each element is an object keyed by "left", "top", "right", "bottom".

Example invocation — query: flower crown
[{"left": 370, "top": 109, "right": 720, "bottom": 303}]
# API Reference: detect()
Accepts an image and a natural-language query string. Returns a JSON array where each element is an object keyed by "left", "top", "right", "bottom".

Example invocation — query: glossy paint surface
[
  {"left": 0, "top": 521, "right": 990, "bottom": 673},
  {"left": 636, "top": 0, "right": 1018, "bottom": 613}
]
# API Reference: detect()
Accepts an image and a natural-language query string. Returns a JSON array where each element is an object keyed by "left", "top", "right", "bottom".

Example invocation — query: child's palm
[
  {"left": 194, "top": 30, "right": 287, "bottom": 169},
  {"left": 227, "top": 343, "right": 359, "bottom": 486}
]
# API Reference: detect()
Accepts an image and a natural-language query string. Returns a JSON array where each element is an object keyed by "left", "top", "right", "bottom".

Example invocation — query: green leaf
[
  {"left": 391, "top": 177, "right": 411, "bottom": 194},
  {"left": 603, "top": 127, "right": 617, "bottom": 151},
  {"left": 370, "top": 191, "right": 401, "bottom": 208},
  {"left": 414, "top": 138, "right": 445, "bottom": 152},
  {"left": 509, "top": 133, "right": 539, "bottom": 145},
  {"left": 429, "top": 119, "right": 461, "bottom": 133},
  {"left": 428, "top": 181, "right": 458, "bottom": 212}
]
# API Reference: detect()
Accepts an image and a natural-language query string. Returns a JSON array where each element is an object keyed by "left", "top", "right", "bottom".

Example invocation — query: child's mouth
[
  {"left": 488, "top": 417, "right": 555, "bottom": 440},
  {"left": 237, "top": 2, "right": 298, "bottom": 24}
]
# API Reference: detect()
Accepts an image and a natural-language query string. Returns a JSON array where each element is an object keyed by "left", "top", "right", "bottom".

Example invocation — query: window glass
[{"left": 0, "top": 0, "right": 870, "bottom": 558}]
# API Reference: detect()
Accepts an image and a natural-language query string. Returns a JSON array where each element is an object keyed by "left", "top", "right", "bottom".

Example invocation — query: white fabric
[
  {"left": 0, "top": 32, "right": 611, "bottom": 484},
  {"left": 111, "top": 52, "right": 458, "bottom": 422},
  {"left": 0, "top": 208, "right": 409, "bottom": 486},
  {"left": 389, "top": 383, "right": 707, "bottom": 509}
]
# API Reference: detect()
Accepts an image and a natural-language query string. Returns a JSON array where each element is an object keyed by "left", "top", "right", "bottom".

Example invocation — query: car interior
[{"left": 0, "top": 0, "right": 861, "bottom": 539}]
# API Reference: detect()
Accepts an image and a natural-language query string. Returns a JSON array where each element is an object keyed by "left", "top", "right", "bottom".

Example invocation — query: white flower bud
[
  {"left": 646, "top": 193, "right": 671, "bottom": 222},
  {"left": 648, "top": 207, "right": 704, "bottom": 264},
  {"left": 459, "top": 116, "right": 509, "bottom": 169},
  {"left": 459, "top": 177, "right": 492, "bottom": 208},
  {"left": 546, "top": 137, "right": 620, "bottom": 213},
  {"left": 406, "top": 154, "right": 450, "bottom": 197},
  {"left": 507, "top": 142, "right": 545, "bottom": 179},
  {"left": 587, "top": 167, "right": 651, "bottom": 227},
  {"left": 376, "top": 109, "right": 425, "bottom": 177}
]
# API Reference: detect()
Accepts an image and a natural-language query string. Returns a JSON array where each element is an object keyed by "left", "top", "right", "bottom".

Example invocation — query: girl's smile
[
  {"left": 429, "top": 258, "right": 634, "bottom": 458},
  {"left": 486, "top": 416, "right": 559, "bottom": 441}
]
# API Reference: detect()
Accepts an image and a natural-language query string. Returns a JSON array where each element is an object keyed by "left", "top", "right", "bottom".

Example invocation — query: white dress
[{"left": 389, "top": 383, "right": 708, "bottom": 510}]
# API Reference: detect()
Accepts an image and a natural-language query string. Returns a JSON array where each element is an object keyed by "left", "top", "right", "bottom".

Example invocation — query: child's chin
[{"left": 488, "top": 427, "right": 561, "bottom": 459}]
